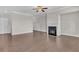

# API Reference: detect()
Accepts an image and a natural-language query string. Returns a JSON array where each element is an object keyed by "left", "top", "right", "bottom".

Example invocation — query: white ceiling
[{"left": 0, "top": 6, "right": 71, "bottom": 14}]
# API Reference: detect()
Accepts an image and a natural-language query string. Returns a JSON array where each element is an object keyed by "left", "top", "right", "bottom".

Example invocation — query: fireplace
[{"left": 48, "top": 26, "right": 57, "bottom": 36}]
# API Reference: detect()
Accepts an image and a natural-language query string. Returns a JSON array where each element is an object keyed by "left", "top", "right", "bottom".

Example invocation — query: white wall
[
  {"left": 0, "top": 6, "right": 79, "bottom": 37},
  {"left": 0, "top": 14, "right": 11, "bottom": 34},
  {"left": 47, "top": 7, "right": 79, "bottom": 37},
  {"left": 11, "top": 13, "right": 34, "bottom": 35},
  {"left": 47, "top": 13, "right": 61, "bottom": 35},
  {"left": 33, "top": 13, "right": 47, "bottom": 32},
  {"left": 47, "top": 13, "right": 58, "bottom": 26},
  {"left": 61, "top": 12, "right": 79, "bottom": 37}
]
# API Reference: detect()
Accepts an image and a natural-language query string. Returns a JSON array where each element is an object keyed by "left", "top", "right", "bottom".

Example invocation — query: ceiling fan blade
[
  {"left": 33, "top": 6, "right": 47, "bottom": 12},
  {"left": 42, "top": 9, "right": 45, "bottom": 12},
  {"left": 43, "top": 8, "right": 48, "bottom": 9}
]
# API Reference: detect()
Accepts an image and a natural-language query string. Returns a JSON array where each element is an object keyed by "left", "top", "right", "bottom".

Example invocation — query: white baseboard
[
  {"left": 61, "top": 33, "right": 79, "bottom": 37},
  {"left": 33, "top": 30, "right": 47, "bottom": 32},
  {"left": 12, "top": 31, "right": 33, "bottom": 35},
  {"left": 0, "top": 32, "right": 11, "bottom": 34}
]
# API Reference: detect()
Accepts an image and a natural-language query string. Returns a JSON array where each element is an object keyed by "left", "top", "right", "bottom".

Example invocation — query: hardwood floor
[{"left": 0, "top": 31, "right": 79, "bottom": 52}]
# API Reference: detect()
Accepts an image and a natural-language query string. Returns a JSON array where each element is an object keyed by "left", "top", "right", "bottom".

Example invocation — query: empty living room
[{"left": 0, "top": 6, "right": 79, "bottom": 52}]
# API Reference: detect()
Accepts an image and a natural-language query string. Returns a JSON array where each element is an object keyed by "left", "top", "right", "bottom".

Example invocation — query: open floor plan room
[{"left": 0, "top": 6, "right": 79, "bottom": 52}]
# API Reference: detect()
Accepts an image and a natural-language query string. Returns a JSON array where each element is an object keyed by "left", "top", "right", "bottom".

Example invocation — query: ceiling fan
[{"left": 33, "top": 6, "right": 48, "bottom": 12}]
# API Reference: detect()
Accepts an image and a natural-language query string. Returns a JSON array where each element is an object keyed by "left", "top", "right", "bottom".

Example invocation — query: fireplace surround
[{"left": 48, "top": 26, "right": 57, "bottom": 36}]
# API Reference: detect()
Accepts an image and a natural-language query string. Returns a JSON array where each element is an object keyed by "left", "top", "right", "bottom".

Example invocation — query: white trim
[
  {"left": 12, "top": 31, "right": 33, "bottom": 35},
  {"left": 10, "top": 11, "right": 33, "bottom": 16},
  {"left": 0, "top": 32, "right": 11, "bottom": 34},
  {"left": 47, "top": 6, "right": 72, "bottom": 14},
  {"left": 57, "top": 14, "right": 61, "bottom": 36},
  {"left": 33, "top": 30, "right": 47, "bottom": 33},
  {"left": 61, "top": 33, "right": 79, "bottom": 37}
]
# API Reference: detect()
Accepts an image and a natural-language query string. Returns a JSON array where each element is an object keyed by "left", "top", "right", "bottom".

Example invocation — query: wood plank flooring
[{"left": 0, "top": 31, "right": 79, "bottom": 52}]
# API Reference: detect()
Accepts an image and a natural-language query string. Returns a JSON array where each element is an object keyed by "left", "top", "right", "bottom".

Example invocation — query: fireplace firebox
[{"left": 48, "top": 26, "right": 57, "bottom": 36}]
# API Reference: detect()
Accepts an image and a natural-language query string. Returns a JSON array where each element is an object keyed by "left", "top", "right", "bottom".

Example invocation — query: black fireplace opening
[{"left": 48, "top": 26, "right": 57, "bottom": 36}]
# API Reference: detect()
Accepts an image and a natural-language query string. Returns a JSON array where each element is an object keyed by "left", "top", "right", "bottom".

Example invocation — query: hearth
[{"left": 48, "top": 26, "right": 57, "bottom": 36}]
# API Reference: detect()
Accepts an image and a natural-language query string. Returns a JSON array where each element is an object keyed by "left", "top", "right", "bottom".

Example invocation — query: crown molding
[{"left": 47, "top": 6, "right": 79, "bottom": 14}]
